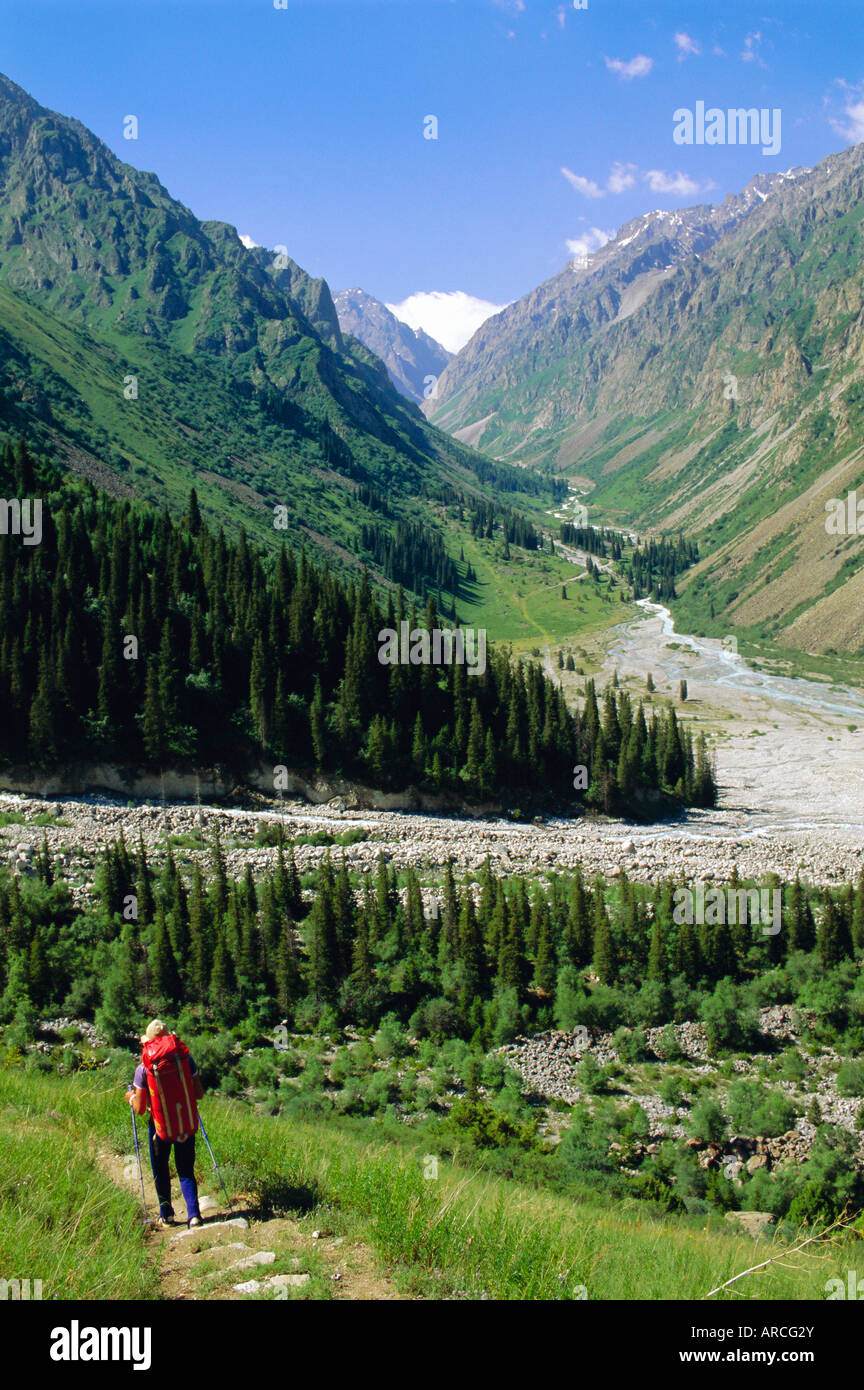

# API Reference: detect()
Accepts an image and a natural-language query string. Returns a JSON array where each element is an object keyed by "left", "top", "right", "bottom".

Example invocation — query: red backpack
[{"left": 142, "top": 1033, "right": 199, "bottom": 1142}]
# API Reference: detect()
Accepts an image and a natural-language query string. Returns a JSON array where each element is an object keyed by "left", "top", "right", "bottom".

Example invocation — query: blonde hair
[{"left": 141, "top": 1019, "right": 166, "bottom": 1045}]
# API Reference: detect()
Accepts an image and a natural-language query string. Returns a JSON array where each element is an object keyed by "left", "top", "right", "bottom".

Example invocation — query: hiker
[{"left": 128, "top": 1019, "right": 205, "bottom": 1229}]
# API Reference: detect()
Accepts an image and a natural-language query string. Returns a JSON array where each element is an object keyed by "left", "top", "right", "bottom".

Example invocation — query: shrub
[
  {"left": 636, "top": 980, "right": 672, "bottom": 1028},
  {"left": 614, "top": 1026, "right": 648, "bottom": 1063},
  {"left": 193, "top": 1031, "right": 237, "bottom": 1090},
  {"left": 687, "top": 1097, "right": 728, "bottom": 1143},
  {"left": 837, "top": 1060, "right": 864, "bottom": 1098},
  {"left": 652, "top": 1025, "right": 684, "bottom": 1062},
  {"left": 372, "top": 1014, "right": 410, "bottom": 1060},
  {"left": 573, "top": 984, "right": 628, "bottom": 1034},
  {"left": 239, "top": 1050, "right": 279, "bottom": 1091},
  {"left": 576, "top": 1053, "right": 608, "bottom": 1095},
  {"left": 700, "top": 979, "right": 758, "bottom": 1055},
  {"left": 275, "top": 1048, "right": 302, "bottom": 1078},
  {"left": 659, "top": 1075, "right": 685, "bottom": 1108},
  {"left": 630, "top": 1172, "right": 684, "bottom": 1212},
  {"left": 409, "top": 997, "right": 462, "bottom": 1043},
  {"left": 553, "top": 966, "right": 587, "bottom": 1031},
  {"left": 445, "top": 1097, "right": 539, "bottom": 1153},
  {"left": 704, "top": 1169, "right": 739, "bottom": 1213},
  {"left": 362, "top": 1069, "right": 399, "bottom": 1110},
  {"left": 727, "top": 1080, "right": 797, "bottom": 1137},
  {"left": 480, "top": 1053, "right": 506, "bottom": 1090},
  {"left": 328, "top": 1047, "right": 354, "bottom": 1085},
  {"left": 777, "top": 1050, "right": 807, "bottom": 1082},
  {"left": 557, "top": 1102, "right": 618, "bottom": 1178}
]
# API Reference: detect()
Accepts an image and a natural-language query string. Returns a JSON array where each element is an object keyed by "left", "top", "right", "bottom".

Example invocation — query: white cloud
[
  {"left": 674, "top": 32, "right": 701, "bottom": 60},
  {"left": 566, "top": 226, "right": 614, "bottom": 260},
  {"left": 561, "top": 166, "right": 604, "bottom": 198},
  {"left": 239, "top": 234, "right": 259, "bottom": 250},
  {"left": 386, "top": 291, "right": 508, "bottom": 354},
  {"left": 607, "top": 161, "right": 638, "bottom": 193},
  {"left": 605, "top": 54, "right": 654, "bottom": 80},
  {"left": 829, "top": 82, "right": 864, "bottom": 143},
  {"left": 643, "top": 169, "right": 702, "bottom": 196},
  {"left": 836, "top": 100, "right": 864, "bottom": 142},
  {"left": 492, "top": 0, "right": 525, "bottom": 12},
  {"left": 564, "top": 161, "right": 702, "bottom": 200},
  {"left": 741, "top": 32, "right": 765, "bottom": 66}
]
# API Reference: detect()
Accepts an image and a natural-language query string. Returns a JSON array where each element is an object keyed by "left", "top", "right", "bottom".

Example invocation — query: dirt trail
[{"left": 97, "top": 1138, "right": 404, "bottom": 1301}]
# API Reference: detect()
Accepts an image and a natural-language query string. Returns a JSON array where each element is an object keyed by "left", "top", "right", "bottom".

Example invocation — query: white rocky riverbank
[{"left": 1, "top": 791, "right": 861, "bottom": 896}]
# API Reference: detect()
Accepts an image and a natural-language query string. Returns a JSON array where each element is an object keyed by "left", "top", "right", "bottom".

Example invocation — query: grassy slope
[
  {"left": 444, "top": 513, "right": 633, "bottom": 651},
  {"left": 0, "top": 1067, "right": 157, "bottom": 1300},
  {"left": 1, "top": 1065, "right": 852, "bottom": 1302}
]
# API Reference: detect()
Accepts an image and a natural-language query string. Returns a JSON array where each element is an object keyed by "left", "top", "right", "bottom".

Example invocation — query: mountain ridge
[
  {"left": 426, "top": 144, "right": 864, "bottom": 656},
  {"left": 0, "top": 70, "right": 554, "bottom": 597},
  {"left": 334, "top": 287, "right": 451, "bottom": 404},
  {"left": 426, "top": 165, "right": 811, "bottom": 450}
]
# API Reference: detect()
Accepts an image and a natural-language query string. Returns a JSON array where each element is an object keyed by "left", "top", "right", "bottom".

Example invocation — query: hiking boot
[
  {"left": 188, "top": 1216, "right": 203, "bottom": 1229},
  {"left": 158, "top": 1206, "right": 176, "bottom": 1227}
]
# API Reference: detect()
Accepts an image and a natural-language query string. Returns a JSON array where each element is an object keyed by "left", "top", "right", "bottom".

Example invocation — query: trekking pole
[
  {"left": 129, "top": 1092, "right": 150, "bottom": 1224},
  {"left": 197, "top": 1113, "right": 235, "bottom": 1213}
]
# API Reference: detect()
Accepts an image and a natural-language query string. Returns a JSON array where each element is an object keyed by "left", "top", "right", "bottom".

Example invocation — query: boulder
[
  {"left": 724, "top": 1210, "right": 775, "bottom": 1238},
  {"left": 224, "top": 1251, "right": 275, "bottom": 1273},
  {"left": 270, "top": 1273, "right": 311, "bottom": 1288},
  {"left": 169, "top": 1217, "right": 249, "bottom": 1243}
]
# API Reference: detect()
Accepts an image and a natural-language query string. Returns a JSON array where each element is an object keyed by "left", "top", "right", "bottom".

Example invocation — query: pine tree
[
  {"left": 853, "top": 869, "right": 864, "bottom": 951},
  {"left": 784, "top": 876, "right": 812, "bottom": 953},
  {"left": 188, "top": 865, "right": 214, "bottom": 1001},
  {"left": 306, "top": 862, "right": 340, "bottom": 1001},
  {"left": 209, "top": 930, "right": 238, "bottom": 1022},
  {"left": 150, "top": 905, "right": 181, "bottom": 1004},
  {"left": 533, "top": 910, "right": 556, "bottom": 994},
  {"left": 647, "top": 913, "right": 667, "bottom": 983},
  {"left": 563, "top": 869, "right": 591, "bottom": 967},
  {"left": 817, "top": 890, "right": 852, "bottom": 968},
  {"left": 591, "top": 884, "right": 617, "bottom": 984},
  {"left": 276, "top": 922, "right": 301, "bottom": 1014}
]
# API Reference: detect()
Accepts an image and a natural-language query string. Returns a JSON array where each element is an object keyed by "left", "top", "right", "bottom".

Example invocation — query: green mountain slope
[
  {"left": 0, "top": 71, "right": 550, "bottom": 589},
  {"left": 428, "top": 146, "right": 864, "bottom": 656}
]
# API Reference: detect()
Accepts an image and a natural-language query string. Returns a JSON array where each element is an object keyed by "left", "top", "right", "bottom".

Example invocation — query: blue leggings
[{"left": 148, "top": 1122, "right": 201, "bottom": 1222}]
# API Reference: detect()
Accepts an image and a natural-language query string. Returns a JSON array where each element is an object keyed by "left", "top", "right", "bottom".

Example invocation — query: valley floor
[{"left": 3, "top": 600, "right": 863, "bottom": 890}]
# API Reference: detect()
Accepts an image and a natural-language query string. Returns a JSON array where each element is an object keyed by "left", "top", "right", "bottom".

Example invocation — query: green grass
[
  {"left": 0, "top": 811, "right": 68, "bottom": 828},
  {"left": 0, "top": 1068, "right": 157, "bottom": 1301},
  {"left": 1, "top": 1065, "right": 855, "bottom": 1302},
  {"left": 449, "top": 517, "right": 635, "bottom": 650}
]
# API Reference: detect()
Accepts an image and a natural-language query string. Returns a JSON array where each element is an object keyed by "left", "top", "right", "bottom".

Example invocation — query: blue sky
[{"left": 4, "top": 0, "right": 863, "bottom": 348}]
